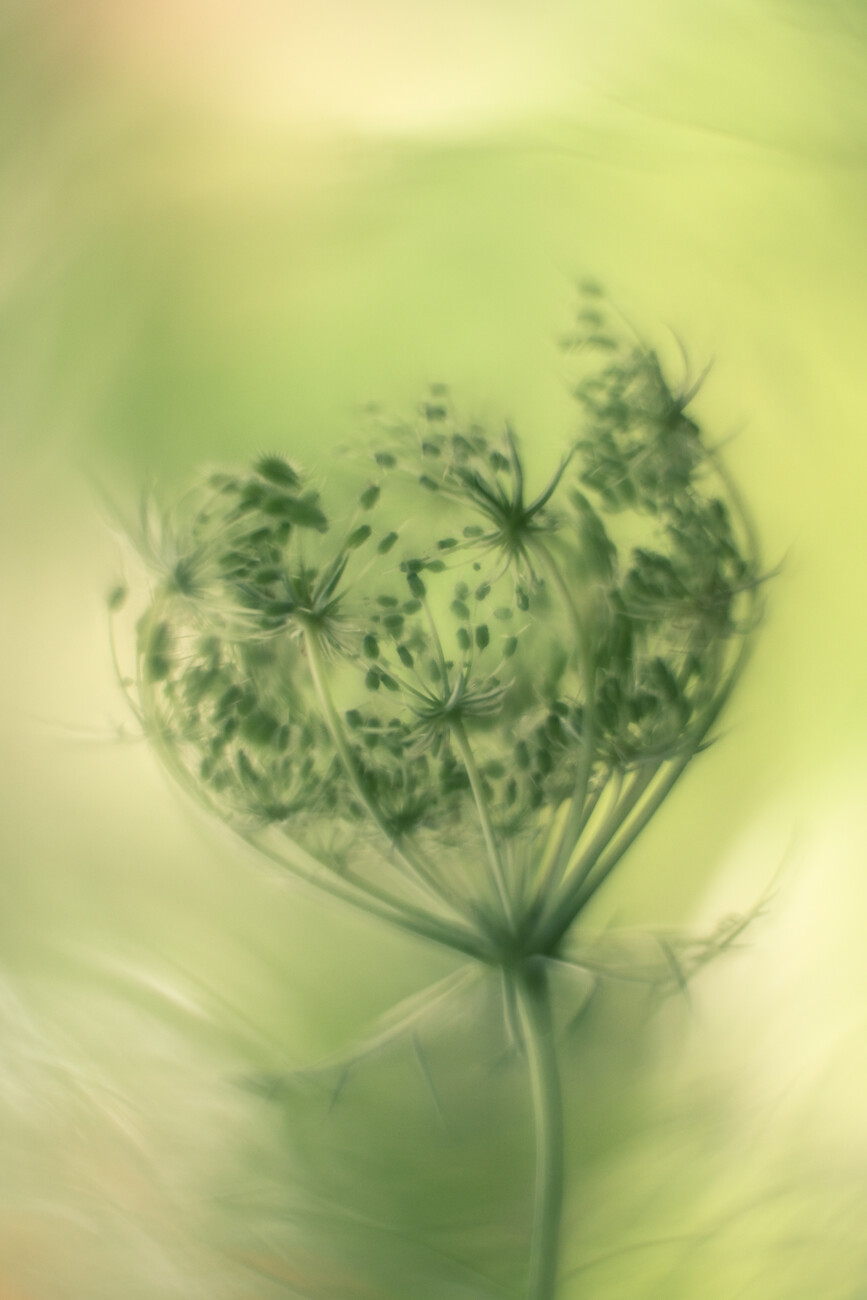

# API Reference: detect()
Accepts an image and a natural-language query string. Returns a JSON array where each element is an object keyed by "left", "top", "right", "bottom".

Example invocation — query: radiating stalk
[
  {"left": 513, "top": 960, "right": 564, "bottom": 1300},
  {"left": 531, "top": 540, "right": 597, "bottom": 903},
  {"left": 538, "top": 629, "right": 757, "bottom": 954},
  {"left": 248, "top": 826, "right": 490, "bottom": 962},
  {"left": 452, "top": 718, "right": 514, "bottom": 930},
  {"left": 304, "top": 626, "right": 466, "bottom": 919},
  {"left": 532, "top": 764, "right": 655, "bottom": 951}
]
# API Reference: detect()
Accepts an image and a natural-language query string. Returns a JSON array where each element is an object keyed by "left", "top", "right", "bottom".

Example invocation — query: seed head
[{"left": 115, "top": 296, "right": 763, "bottom": 952}]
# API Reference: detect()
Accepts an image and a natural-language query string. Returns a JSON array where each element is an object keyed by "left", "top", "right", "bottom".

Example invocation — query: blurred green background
[{"left": 1, "top": 1, "right": 866, "bottom": 1296}]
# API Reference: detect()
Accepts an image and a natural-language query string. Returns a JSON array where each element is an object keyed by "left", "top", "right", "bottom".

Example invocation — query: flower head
[{"left": 113, "top": 297, "right": 762, "bottom": 957}]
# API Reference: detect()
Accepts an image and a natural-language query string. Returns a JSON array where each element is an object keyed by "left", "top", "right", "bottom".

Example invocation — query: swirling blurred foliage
[{"left": 1, "top": 0, "right": 867, "bottom": 1296}]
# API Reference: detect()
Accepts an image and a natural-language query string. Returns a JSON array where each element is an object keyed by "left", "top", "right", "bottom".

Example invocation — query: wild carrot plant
[{"left": 109, "top": 293, "right": 763, "bottom": 1299}]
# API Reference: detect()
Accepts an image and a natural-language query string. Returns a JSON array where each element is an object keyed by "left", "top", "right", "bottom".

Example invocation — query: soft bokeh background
[{"left": 1, "top": 1, "right": 866, "bottom": 1295}]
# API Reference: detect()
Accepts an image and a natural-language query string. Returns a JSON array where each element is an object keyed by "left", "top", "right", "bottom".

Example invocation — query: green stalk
[
  {"left": 513, "top": 960, "right": 564, "bottom": 1300},
  {"left": 249, "top": 827, "right": 491, "bottom": 962},
  {"left": 533, "top": 764, "right": 656, "bottom": 951},
  {"left": 418, "top": 592, "right": 512, "bottom": 926},
  {"left": 417, "top": 591, "right": 513, "bottom": 928},
  {"left": 452, "top": 717, "right": 514, "bottom": 931},
  {"left": 138, "top": 610, "right": 487, "bottom": 960},
  {"left": 567, "top": 761, "right": 688, "bottom": 918},
  {"left": 136, "top": 659, "right": 461, "bottom": 956},
  {"left": 531, "top": 540, "right": 597, "bottom": 904},
  {"left": 303, "top": 626, "right": 466, "bottom": 920},
  {"left": 538, "top": 632, "right": 757, "bottom": 955}
]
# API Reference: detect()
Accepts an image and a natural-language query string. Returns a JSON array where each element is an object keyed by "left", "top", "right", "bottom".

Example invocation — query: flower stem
[
  {"left": 248, "top": 826, "right": 490, "bottom": 962},
  {"left": 533, "top": 764, "right": 655, "bottom": 951},
  {"left": 451, "top": 717, "right": 514, "bottom": 931},
  {"left": 513, "top": 959, "right": 564, "bottom": 1300},
  {"left": 303, "top": 626, "right": 466, "bottom": 920},
  {"left": 538, "top": 629, "right": 756, "bottom": 954},
  {"left": 531, "top": 539, "right": 597, "bottom": 903}
]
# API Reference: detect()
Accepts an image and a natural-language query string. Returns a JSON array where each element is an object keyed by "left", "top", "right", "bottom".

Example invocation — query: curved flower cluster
[{"left": 115, "top": 300, "right": 761, "bottom": 960}]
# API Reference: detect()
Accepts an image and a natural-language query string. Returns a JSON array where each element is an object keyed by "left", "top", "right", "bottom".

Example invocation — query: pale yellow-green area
[{"left": 1, "top": 1, "right": 866, "bottom": 1296}]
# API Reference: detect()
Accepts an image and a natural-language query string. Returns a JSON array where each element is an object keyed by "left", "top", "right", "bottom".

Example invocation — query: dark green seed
[
  {"left": 363, "top": 634, "right": 380, "bottom": 659},
  {"left": 146, "top": 655, "right": 171, "bottom": 682},
  {"left": 144, "top": 622, "right": 173, "bottom": 682},
  {"left": 437, "top": 538, "right": 458, "bottom": 550},
  {"left": 252, "top": 566, "right": 282, "bottom": 585},
  {"left": 255, "top": 456, "right": 300, "bottom": 488},
  {"left": 407, "top": 572, "right": 426, "bottom": 598},
  {"left": 503, "top": 637, "right": 518, "bottom": 658},
  {"left": 456, "top": 627, "right": 471, "bottom": 651},
  {"left": 374, "top": 451, "right": 396, "bottom": 468},
  {"left": 217, "top": 684, "right": 244, "bottom": 716},
  {"left": 493, "top": 606, "right": 513, "bottom": 621},
  {"left": 347, "top": 524, "right": 372, "bottom": 549},
  {"left": 475, "top": 624, "right": 490, "bottom": 650},
  {"left": 419, "top": 475, "right": 439, "bottom": 492},
  {"left": 237, "top": 750, "right": 260, "bottom": 783},
  {"left": 475, "top": 583, "right": 490, "bottom": 601},
  {"left": 365, "top": 667, "right": 381, "bottom": 691},
  {"left": 403, "top": 598, "right": 422, "bottom": 614},
  {"left": 546, "top": 714, "right": 563, "bottom": 741},
  {"left": 262, "top": 490, "right": 328, "bottom": 532},
  {"left": 397, "top": 645, "right": 414, "bottom": 668},
  {"left": 241, "top": 711, "right": 280, "bottom": 746},
  {"left": 378, "top": 531, "right": 399, "bottom": 554},
  {"left": 236, "top": 692, "right": 255, "bottom": 717},
  {"left": 359, "top": 484, "right": 380, "bottom": 510},
  {"left": 451, "top": 600, "right": 470, "bottom": 621},
  {"left": 107, "top": 584, "right": 127, "bottom": 612},
  {"left": 219, "top": 550, "right": 251, "bottom": 572}
]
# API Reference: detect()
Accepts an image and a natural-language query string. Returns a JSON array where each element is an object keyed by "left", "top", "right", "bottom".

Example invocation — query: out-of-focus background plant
[{"left": 1, "top": 1, "right": 867, "bottom": 1297}]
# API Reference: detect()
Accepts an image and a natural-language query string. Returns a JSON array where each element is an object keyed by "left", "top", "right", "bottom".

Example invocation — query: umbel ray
[{"left": 108, "top": 291, "right": 765, "bottom": 1300}]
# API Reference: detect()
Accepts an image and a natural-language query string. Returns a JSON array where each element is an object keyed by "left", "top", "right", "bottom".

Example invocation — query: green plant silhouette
[{"left": 109, "top": 293, "right": 763, "bottom": 1299}]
